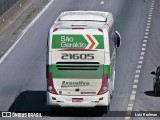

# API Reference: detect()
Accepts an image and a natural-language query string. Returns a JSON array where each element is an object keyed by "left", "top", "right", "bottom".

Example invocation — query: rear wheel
[{"left": 154, "top": 85, "right": 158, "bottom": 96}]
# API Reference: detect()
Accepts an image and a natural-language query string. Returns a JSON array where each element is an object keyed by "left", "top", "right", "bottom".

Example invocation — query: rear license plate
[{"left": 72, "top": 98, "right": 83, "bottom": 102}]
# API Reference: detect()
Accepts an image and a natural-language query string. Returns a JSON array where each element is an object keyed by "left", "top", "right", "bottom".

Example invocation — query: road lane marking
[
  {"left": 136, "top": 70, "right": 141, "bottom": 74},
  {"left": 142, "top": 47, "right": 146, "bottom": 51},
  {"left": 139, "top": 56, "right": 144, "bottom": 60},
  {"left": 142, "top": 43, "right": 147, "bottom": 47},
  {"left": 137, "top": 65, "right": 142, "bottom": 69},
  {"left": 138, "top": 60, "right": 143, "bottom": 64},
  {"left": 148, "top": 17, "right": 152, "bottom": 20},
  {"left": 145, "top": 32, "right": 149, "bottom": 35},
  {"left": 0, "top": 0, "right": 55, "bottom": 64},
  {"left": 144, "top": 36, "right": 148, "bottom": 39},
  {"left": 100, "top": 1, "right": 104, "bottom": 4},
  {"left": 147, "top": 23, "right": 151, "bottom": 25},
  {"left": 130, "top": 95, "right": 136, "bottom": 101},
  {"left": 141, "top": 52, "right": 145, "bottom": 55},
  {"left": 134, "top": 79, "right": 139, "bottom": 83},
  {"left": 132, "top": 91, "right": 136, "bottom": 94},
  {"left": 135, "top": 75, "right": 140, "bottom": 78},
  {"left": 143, "top": 39, "right": 148, "bottom": 42},
  {"left": 126, "top": 1, "right": 155, "bottom": 119},
  {"left": 133, "top": 85, "right": 138, "bottom": 89},
  {"left": 146, "top": 26, "right": 150, "bottom": 29}
]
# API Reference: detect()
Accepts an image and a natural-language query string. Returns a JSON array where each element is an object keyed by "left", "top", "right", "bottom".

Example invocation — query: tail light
[
  {"left": 98, "top": 28, "right": 103, "bottom": 33},
  {"left": 53, "top": 28, "right": 58, "bottom": 32},
  {"left": 97, "top": 73, "right": 108, "bottom": 95},
  {"left": 47, "top": 73, "right": 58, "bottom": 94}
]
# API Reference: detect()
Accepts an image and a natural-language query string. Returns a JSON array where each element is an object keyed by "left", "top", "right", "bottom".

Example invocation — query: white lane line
[
  {"left": 143, "top": 39, "right": 148, "bottom": 42},
  {"left": 128, "top": 103, "right": 134, "bottom": 108},
  {"left": 146, "top": 26, "right": 150, "bottom": 29},
  {"left": 130, "top": 95, "right": 136, "bottom": 101},
  {"left": 125, "top": 117, "right": 131, "bottom": 120},
  {"left": 133, "top": 85, "right": 138, "bottom": 89},
  {"left": 134, "top": 79, "right": 139, "bottom": 83},
  {"left": 142, "top": 43, "right": 147, "bottom": 47},
  {"left": 100, "top": 1, "right": 104, "bottom": 4},
  {"left": 0, "top": 0, "right": 55, "bottom": 64},
  {"left": 132, "top": 91, "right": 136, "bottom": 94},
  {"left": 150, "top": 9, "right": 153, "bottom": 12},
  {"left": 141, "top": 52, "right": 145, "bottom": 55},
  {"left": 148, "top": 17, "right": 152, "bottom": 19},
  {"left": 148, "top": 17, "right": 152, "bottom": 20},
  {"left": 126, "top": 1, "right": 155, "bottom": 119},
  {"left": 137, "top": 65, "right": 142, "bottom": 69},
  {"left": 142, "top": 47, "right": 146, "bottom": 51},
  {"left": 138, "top": 60, "right": 143, "bottom": 64},
  {"left": 136, "top": 70, "right": 141, "bottom": 74},
  {"left": 139, "top": 56, "right": 144, "bottom": 60},
  {"left": 145, "top": 32, "right": 149, "bottom": 35},
  {"left": 147, "top": 23, "right": 151, "bottom": 25},
  {"left": 144, "top": 36, "right": 148, "bottom": 39},
  {"left": 135, "top": 75, "right": 140, "bottom": 79}
]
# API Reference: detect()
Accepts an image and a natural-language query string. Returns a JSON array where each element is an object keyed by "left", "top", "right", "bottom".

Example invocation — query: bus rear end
[{"left": 46, "top": 28, "right": 111, "bottom": 108}]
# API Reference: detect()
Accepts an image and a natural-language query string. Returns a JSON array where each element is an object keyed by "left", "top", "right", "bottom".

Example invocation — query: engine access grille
[{"left": 56, "top": 62, "right": 100, "bottom": 70}]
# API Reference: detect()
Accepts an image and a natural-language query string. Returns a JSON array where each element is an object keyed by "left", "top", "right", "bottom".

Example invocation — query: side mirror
[
  {"left": 151, "top": 71, "right": 156, "bottom": 75},
  {"left": 115, "top": 31, "right": 121, "bottom": 48}
]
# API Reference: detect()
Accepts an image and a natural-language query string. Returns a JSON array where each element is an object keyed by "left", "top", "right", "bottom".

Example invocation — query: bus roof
[{"left": 59, "top": 11, "right": 109, "bottom": 22}]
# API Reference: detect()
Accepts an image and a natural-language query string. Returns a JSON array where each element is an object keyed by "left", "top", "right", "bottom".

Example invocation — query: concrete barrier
[{"left": 0, "top": 0, "right": 35, "bottom": 35}]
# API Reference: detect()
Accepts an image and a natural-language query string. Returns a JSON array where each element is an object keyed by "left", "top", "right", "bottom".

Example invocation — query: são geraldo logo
[{"left": 60, "top": 36, "right": 87, "bottom": 48}]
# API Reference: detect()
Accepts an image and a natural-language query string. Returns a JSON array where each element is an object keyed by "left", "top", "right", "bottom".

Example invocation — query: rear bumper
[{"left": 46, "top": 91, "right": 110, "bottom": 107}]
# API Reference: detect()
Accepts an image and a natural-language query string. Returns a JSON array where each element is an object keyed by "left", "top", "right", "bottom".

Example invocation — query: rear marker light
[
  {"left": 99, "top": 97, "right": 104, "bottom": 101},
  {"left": 48, "top": 86, "right": 52, "bottom": 91},
  {"left": 53, "top": 28, "right": 58, "bottom": 32},
  {"left": 52, "top": 97, "right": 56, "bottom": 100},
  {"left": 47, "top": 73, "right": 58, "bottom": 94},
  {"left": 98, "top": 28, "right": 103, "bottom": 33},
  {"left": 97, "top": 73, "right": 108, "bottom": 95}
]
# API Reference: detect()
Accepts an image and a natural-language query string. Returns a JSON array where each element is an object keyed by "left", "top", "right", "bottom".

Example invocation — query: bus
[{"left": 46, "top": 11, "right": 121, "bottom": 112}]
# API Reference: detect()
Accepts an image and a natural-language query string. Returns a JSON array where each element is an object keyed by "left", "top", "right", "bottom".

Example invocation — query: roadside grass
[{"left": 12, "top": 8, "right": 38, "bottom": 35}]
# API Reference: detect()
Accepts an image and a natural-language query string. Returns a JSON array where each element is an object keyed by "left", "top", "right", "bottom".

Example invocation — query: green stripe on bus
[
  {"left": 93, "top": 35, "right": 104, "bottom": 49},
  {"left": 49, "top": 64, "right": 104, "bottom": 79},
  {"left": 104, "top": 65, "right": 110, "bottom": 78}
]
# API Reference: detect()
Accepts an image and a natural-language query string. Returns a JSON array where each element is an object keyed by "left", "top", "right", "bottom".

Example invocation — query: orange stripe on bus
[{"left": 86, "top": 35, "right": 95, "bottom": 49}]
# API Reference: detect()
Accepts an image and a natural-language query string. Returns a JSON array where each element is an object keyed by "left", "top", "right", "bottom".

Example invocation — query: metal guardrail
[{"left": 0, "top": 0, "right": 19, "bottom": 16}]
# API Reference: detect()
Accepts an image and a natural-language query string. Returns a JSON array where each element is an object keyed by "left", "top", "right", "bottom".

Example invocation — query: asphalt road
[{"left": 0, "top": 0, "right": 159, "bottom": 120}]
